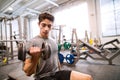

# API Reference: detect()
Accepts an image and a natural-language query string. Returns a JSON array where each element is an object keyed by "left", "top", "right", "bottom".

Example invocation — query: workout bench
[{"left": 78, "top": 39, "right": 120, "bottom": 65}]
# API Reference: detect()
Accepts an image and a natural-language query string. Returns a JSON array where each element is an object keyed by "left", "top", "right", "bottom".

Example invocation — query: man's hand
[
  {"left": 29, "top": 47, "right": 42, "bottom": 59},
  {"left": 23, "top": 47, "right": 42, "bottom": 76}
]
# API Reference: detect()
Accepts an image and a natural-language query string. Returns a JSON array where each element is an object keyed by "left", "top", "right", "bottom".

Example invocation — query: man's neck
[{"left": 39, "top": 34, "right": 48, "bottom": 39}]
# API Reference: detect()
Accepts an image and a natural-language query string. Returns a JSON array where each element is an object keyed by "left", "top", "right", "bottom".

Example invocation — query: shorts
[
  {"left": 35, "top": 70, "right": 71, "bottom": 80},
  {"left": 54, "top": 70, "right": 71, "bottom": 80}
]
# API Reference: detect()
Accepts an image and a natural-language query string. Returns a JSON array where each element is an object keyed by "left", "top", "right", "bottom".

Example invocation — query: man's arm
[
  {"left": 23, "top": 57, "right": 39, "bottom": 76},
  {"left": 23, "top": 47, "right": 41, "bottom": 76}
]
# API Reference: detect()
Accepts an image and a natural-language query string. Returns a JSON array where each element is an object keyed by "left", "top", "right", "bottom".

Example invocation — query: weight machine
[
  {"left": 0, "top": 16, "right": 27, "bottom": 65},
  {"left": 58, "top": 28, "right": 80, "bottom": 66},
  {"left": 58, "top": 28, "right": 120, "bottom": 65},
  {"left": 78, "top": 39, "right": 120, "bottom": 65}
]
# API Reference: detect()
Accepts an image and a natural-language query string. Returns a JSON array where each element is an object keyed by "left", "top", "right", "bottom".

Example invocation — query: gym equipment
[
  {"left": 58, "top": 43, "right": 62, "bottom": 51},
  {"left": 0, "top": 42, "right": 9, "bottom": 64},
  {"left": 58, "top": 38, "right": 120, "bottom": 65},
  {"left": 84, "top": 30, "right": 89, "bottom": 43},
  {"left": 0, "top": 50, "right": 7, "bottom": 64},
  {"left": 63, "top": 42, "right": 71, "bottom": 50},
  {"left": 2, "top": 56, "right": 7, "bottom": 63},
  {"left": 18, "top": 42, "right": 51, "bottom": 61},
  {"left": 66, "top": 54, "right": 74, "bottom": 64},
  {"left": 71, "top": 49, "right": 77, "bottom": 56},
  {"left": 0, "top": 42, "right": 7, "bottom": 50},
  {"left": 17, "top": 17, "right": 22, "bottom": 39},
  {"left": 58, "top": 41, "right": 72, "bottom": 51},
  {"left": 58, "top": 29, "right": 80, "bottom": 65},
  {"left": 58, "top": 42, "right": 71, "bottom": 51},
  {"left": 58, "top": 27, "right": 120, "bottom": 65},
  {"left": 0, "top": 16, "right": 30, "bottom": 64},
  {"left": 58, "top": 52, "right": 75, "bottom": 64},
  {"left": 78, "top": 39, "right": 120, "bottom": 65},
  {"left": 58, "top": 52, "right": 64, "bottom": 63}
]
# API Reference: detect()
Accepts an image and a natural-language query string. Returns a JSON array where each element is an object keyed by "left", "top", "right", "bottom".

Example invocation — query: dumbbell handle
[{"left": 18, "top": 42, "right": 51, "bottom": 61}]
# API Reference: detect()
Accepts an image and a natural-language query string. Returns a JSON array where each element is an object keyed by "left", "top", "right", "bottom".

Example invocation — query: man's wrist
[{"left": 31, "top": 56, "right": 39, "bottom": 62}]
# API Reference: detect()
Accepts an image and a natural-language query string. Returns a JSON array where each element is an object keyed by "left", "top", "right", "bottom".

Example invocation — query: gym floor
[{"left": 0, "top": 52, "right": 120, "bottom": 80}]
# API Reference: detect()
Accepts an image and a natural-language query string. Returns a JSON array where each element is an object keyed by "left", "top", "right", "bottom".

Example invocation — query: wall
[
  {"left": 95, "top": 0, "right": 118, "bottom": 46},
  {"left": 87, "top": 0, "right": 99, "bottom": 39},
  {"left": 49, "top": 0, "right": 120, "bottom": 46}
]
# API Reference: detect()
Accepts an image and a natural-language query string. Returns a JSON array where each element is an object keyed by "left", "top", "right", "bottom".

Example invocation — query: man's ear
[
  {"left": 38, "top": 22, "right": 41, "bottom": 28},
  {"left": 38, "top": 22, "right": 40, "bottom": 26}
]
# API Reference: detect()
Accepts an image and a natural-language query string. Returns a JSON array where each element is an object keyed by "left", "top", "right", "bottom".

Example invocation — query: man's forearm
[{"left": 23, "top": 57, "right": 39, "bottom": 76}]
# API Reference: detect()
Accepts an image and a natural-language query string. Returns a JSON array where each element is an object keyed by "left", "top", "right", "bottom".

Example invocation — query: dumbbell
[
  {"left": 58, "top": 52, "right": 75, "bottom": 64},
  {"left": 18, "top": 42, "right": 51, "bottom": 61},
  {"left": 63, "top": 42, "right": 71, "bottom": 50}
]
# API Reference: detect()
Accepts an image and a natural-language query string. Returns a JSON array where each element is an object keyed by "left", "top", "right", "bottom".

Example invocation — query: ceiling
[{"left": 0, "top": 0, "right": 70, "bottom": 18}]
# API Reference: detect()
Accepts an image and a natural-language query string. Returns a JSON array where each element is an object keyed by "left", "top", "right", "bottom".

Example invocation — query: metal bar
[
  {"left": 86, "top": 52, "right": 106, "bottom": 60},
  {"left": 4, "top": 18, "right": 9, "bottom": 64},
  {"left": 58, "top": 26, "right": 61, "bottom": 44},
  {"left": 111, "top": 43, "right": 119, "bottom": 49},
  {"left": 26, "top": 8, "right": 40, "bottom": 14},
  {"left": 79, "top": 39, "right": 101, "bottom": 53},
  {"left": 71, "top": 29, "right": 78, "bottom": 43},
  {"left": 71, "top": 29, "right": 74, "bottom": 43},
  {"left": 9, "top": 20, "right": 14, "bottom": 59},
  {"left": 0, "top": 22, "right": 2, "bottom": 40},
  {"left": 0, "top": 0, "right": 16, "bottom": 12},
  {"left": 23, "top": 17, "right": 28, "bottom": 39},
  {"left": 94, "top": 52, "right": 109, "bottom": 60},
  {"left": 0, "top": 40, "right": 25, "bottom": 42},
  {"left": 109, "top": 49, "right": 120, "bottom": 61},
  {"left": 28, "top": 18, "right": 31, "bottom": 39},
  {"left": 17, "top": 17, "right": 22, "bottom": 39},
  {"left": 2, "top": 0, "right": 23, "bottom": 13},
  {"left": 85, "top": 30, "right": 89, "bottom": 43},
  {"left": 12, "top": 0, "right": 38, "bottom": 15},
  {"left": 4, "top": 19, "right": 8, "bottom": 48}
]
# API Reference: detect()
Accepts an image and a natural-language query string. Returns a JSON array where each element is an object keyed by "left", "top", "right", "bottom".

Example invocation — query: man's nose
[{"left": 45, "top": 26, "right": 49, "bottom": 30}]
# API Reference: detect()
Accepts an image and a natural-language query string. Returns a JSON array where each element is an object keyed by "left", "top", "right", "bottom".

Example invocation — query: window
[
  {"left": 54, "top": 2, "right": 89, "bottom": 40},
  {"left": 100, "top": 0, "right": 120, "bottom": 37}
]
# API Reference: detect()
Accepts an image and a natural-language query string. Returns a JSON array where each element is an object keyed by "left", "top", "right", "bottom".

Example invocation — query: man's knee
[
  {"left": 86, "top": 75, "right": 93, "bottom": 80},
  {"left": 70, "top": 71, "right": 93, "bottom": 80}
]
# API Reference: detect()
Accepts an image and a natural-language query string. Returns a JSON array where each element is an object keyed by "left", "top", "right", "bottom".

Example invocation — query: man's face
[{"left": 38, "top": 19, "right": 53, "bottom": 38}]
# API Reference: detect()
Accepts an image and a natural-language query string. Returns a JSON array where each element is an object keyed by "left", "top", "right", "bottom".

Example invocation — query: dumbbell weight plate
[
  {"left": 18, "top": 42, "right": 51, "bottom": 61},
  {"left": 66, "top": 54, "right": 74, "bottom": 64},
  {"left": 18, "top": 43, "right": 26, "bottom": 61},
  {"left": 58, "top": 52, "right": 64, "bottom": 63}
]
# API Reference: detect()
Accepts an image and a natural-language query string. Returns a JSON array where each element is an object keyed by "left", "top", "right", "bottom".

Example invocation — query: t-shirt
[{"left": 24, "top": 35, "right": 59, "bottom": 78}]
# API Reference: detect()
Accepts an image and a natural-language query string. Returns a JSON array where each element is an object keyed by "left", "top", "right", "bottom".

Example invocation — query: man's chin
[{"left": 43, "top": 35, "right": 48, "bottom": 38}]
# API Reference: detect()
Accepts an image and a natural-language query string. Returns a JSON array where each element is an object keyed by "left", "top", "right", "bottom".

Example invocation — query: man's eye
[
  {"left": 41, "top": 23, "right": 52, "bottom": 28},
  {"left": 48, "top": 25, "right": 51, "bottom": 28},
  {"left": 42, "top": 23, "right": 46, "bottom": 27}
]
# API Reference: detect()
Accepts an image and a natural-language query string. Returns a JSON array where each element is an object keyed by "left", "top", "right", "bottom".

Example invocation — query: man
[{"left": 23, "top": 12, "right": 92, "bottom": 80}]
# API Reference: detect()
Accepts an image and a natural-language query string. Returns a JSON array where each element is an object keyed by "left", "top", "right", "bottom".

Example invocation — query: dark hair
[{"left": 38, "top": 12, "right": 54, "bottom": 23}]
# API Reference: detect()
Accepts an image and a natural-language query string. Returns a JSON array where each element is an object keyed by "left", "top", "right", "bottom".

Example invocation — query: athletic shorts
[{"left": 35, "top": 70, "right": 71, "bottom": 80}]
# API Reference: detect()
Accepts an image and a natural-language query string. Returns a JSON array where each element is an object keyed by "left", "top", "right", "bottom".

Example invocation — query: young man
[{"left": 23, "top": 12, "right": 93, "bottom": 80}]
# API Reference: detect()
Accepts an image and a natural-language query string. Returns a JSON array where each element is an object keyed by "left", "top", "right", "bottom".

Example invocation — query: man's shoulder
[
  {"left": 48, "top": 37, "right": 56, "bottom": 43},
  {"left": 32, "top": 35, "right": 40, "bottom": 39}
]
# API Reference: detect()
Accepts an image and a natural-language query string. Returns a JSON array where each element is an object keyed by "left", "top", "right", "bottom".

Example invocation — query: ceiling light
[
  {"left": 45, "top": 0, "right": 59, "bottom": 7},
  {"left": 8, "top": 7, "right": 13, "bottom": 11}
]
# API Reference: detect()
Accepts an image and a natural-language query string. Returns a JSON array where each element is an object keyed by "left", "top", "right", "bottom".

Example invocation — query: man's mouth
[{"left": 43, "top": 32, "right": 48, "bottom": 35}]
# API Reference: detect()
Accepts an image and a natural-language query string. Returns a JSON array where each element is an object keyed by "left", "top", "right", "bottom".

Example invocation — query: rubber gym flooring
[{"left": 0, "top": 52, "right": 120, "bottom": 80}]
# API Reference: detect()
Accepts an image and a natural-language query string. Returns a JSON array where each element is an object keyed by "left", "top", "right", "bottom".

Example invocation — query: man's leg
[{"left": 70, "top": 71, "right": 93, "bottom": 80}]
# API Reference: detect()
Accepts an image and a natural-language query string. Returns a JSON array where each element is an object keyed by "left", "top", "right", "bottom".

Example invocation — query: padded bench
[{"left": 8, "top": 63, "right": 34, "bottom": 80}]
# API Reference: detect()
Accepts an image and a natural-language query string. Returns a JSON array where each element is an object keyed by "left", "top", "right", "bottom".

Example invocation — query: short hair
[{"left": 38, "top": 12, "right": 54, "bottom": 23}]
